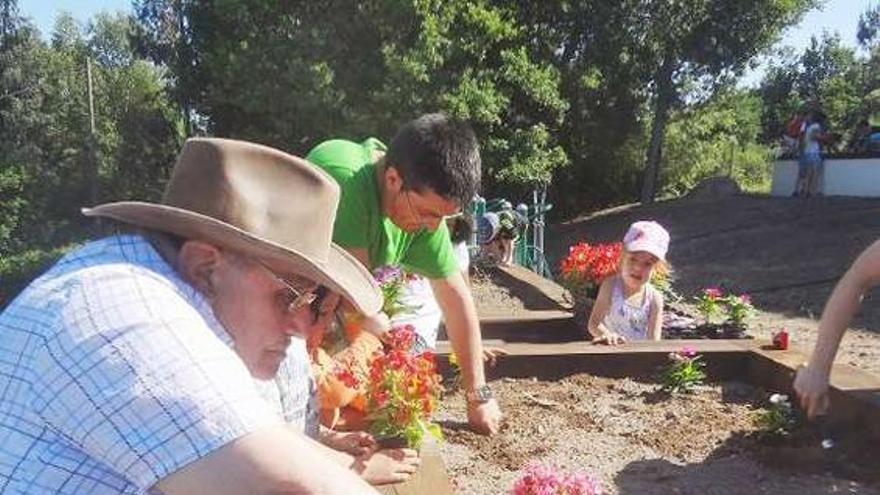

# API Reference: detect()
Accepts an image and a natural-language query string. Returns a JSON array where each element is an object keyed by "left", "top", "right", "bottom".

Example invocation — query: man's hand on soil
[
  {"left": 482, "top": 347, "right": 507, "bottom": 367},
  {"left": 467, "top": 398, "right": 503, "bottom": 435}
]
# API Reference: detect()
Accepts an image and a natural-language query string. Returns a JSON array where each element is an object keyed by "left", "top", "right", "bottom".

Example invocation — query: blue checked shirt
[
  {"left": 0, "top": 235, "right": 282, "bottom": 494},
  {"left": 254, "top": 338, "right": 320, "bottom": 439}
]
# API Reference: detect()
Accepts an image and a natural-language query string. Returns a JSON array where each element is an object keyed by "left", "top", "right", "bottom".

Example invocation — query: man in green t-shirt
[{"left": 306, "top": 113, "right": 502, "bottom": 435}]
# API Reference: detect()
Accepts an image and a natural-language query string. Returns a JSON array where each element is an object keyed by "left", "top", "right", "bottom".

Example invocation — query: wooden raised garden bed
[{"left": 379, "top": 266, "right": 880, "bottom": 494}]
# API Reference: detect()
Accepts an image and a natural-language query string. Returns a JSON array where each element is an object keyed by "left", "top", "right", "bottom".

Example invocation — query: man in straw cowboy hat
[
  {"left": 306, "top": 113, "right": 503, "bottom": 434},
  {"left": 0, "top": 138, "right": 390, "bottom": 494}
]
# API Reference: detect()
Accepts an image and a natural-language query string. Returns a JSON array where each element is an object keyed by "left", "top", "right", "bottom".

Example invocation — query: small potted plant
[
  {"left": 756, "top": 393, "right": 798, "bottom": 438},
  {"left": 693, "top": 288, "right": 755, "bottom": 339},
  {"left": 721, "top": 293, "right": 754, "bottom": 338},
  {"left": 662, "top": 346, "right": 706, "bottom": 394},
  {"left": 558, "top": 241, "right": 622, "bottom": 326},
  {"left": 695, "top": 287, "right": 725, "bottom": 327},
  {"left": 311, "top": 264, "right": 417, "bottom": 430},
  {"left": 365, "top": 325, "right": 444, "bottom": 449}
]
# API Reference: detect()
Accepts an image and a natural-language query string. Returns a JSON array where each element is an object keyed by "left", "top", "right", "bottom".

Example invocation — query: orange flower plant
[{"left": 365, "top": 325, "right": 443, "bottom": 448}]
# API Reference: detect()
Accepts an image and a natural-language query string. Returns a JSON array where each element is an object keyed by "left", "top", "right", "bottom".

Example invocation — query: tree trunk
[{"left": 640, "top": 58, "right": 676, "bottom": 205}]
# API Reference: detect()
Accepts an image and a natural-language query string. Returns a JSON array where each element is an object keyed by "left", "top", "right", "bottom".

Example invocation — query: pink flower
[
  {"left": 511, "top": 463, "right": 602, "bottom": 495},
  {"left": 704, "top": 287, "right": 722, "bottom": 299},
  {"left": 680, "top": 346, "right": 698, "bottom": 358},
  {"left": 373, "top": 265, "right": 403, "bottom": 285},
  {"left": 739, "top": 294, "right": 752, "bottom": 304}
]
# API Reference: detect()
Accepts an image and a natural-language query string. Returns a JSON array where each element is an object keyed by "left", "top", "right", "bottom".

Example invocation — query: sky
[{"left": 19, "top": 0, "right": 878, "bottom": 87}]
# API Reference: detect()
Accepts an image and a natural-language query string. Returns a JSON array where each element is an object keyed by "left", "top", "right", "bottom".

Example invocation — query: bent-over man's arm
[{"left": 431, "top": 270, "right": 502, "bottom": 434}]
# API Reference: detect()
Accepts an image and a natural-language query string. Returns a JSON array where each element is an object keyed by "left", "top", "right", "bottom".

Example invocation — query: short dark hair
[
  {"left": 385, "top": 113, "right": 481, "bottom": 207},
  {"left": 447, "top": 215, "right": 473, "bottom": 245}
]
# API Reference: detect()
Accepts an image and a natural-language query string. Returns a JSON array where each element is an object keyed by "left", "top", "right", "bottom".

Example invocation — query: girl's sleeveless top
[{"left": 601, "top": 277, "right": 657, "bottom": 340}]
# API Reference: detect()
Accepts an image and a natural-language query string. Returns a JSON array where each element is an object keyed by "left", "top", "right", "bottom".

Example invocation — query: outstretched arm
[{"left": 794, "top": 240, "right": 880, "bottom": 418}]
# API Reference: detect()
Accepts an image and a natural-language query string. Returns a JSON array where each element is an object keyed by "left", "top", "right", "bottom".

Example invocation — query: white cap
[{"left": 623, "top": 221, "right": 670, "bottom": 261}]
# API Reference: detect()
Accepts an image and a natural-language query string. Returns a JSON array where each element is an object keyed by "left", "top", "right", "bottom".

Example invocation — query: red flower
[
  {"left": 333, "top": 367, "right": 360, "bottom": 388},
  {"left": 365, "top": 346, "right": 443, "bottom": 448},
  {"left": 560, "top": 241, "right": 622, "bottom": 294}
]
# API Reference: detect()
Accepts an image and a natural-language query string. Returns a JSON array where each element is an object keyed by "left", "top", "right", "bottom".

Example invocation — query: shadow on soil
[{"left": 614, "top": 411, "right": 880, "bottom": 495}]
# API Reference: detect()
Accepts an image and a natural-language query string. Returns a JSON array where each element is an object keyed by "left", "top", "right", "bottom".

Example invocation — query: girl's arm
[
  {"left": 588, "top": 278, "right": 623, "bottom": 344},
  {"left": 647, "top": 290, "right": 664, "bottom": 341}
]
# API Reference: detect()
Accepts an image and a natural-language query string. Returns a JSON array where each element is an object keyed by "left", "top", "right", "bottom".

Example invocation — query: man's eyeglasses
[
  {"left": 403, "top": 189, "right": 429, "bottom": 230},
  {"left": 403, "top": 188, "right": 460, "bottom": 231},
  {"left": 256, "top": 261, "right": 319, "bottom": 315}
]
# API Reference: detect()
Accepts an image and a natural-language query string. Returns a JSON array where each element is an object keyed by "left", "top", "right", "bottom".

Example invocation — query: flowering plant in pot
[
  {"left": 311, "top": 264, "right": 416, "bottom": 429},
  {"left": 695, "top": 287, "right": 725, "bottom": 325},
  {"left": 373, "top": 265, "right": 420, "bottom": 319},
  {"left": 511, "top": 462, "right": 603, "bottom": 495},
  {"left": 558, "top": 241, "right": 622, "bottom": 325},
  {"left": 692, "top": 288, "right": 755, "bottom": 338},
  {"left": 366, "top": 325, "right": 443, "bottom": 449},
  {"left": 722, "top": 293, "right": 754, "bottom": 335}
]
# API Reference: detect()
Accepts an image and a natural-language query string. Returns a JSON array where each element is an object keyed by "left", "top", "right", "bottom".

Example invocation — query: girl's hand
[{"left": 593, "top": 331, "right": 626, "bottom": 346}]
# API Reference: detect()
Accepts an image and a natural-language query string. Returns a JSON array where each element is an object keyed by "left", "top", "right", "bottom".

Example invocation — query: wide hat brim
[{"left": 83, "top": 201, "right": 381, "bottom": 315}]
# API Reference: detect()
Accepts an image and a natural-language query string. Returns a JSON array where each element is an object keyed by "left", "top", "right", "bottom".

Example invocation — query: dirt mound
[{"left": 685, "top": 176, "right": 742, "bottom": 201}]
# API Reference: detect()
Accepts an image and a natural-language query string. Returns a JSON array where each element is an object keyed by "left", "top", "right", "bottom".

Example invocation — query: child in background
[{"left": 587, "top": 221, "right": 670, "bottom": 345}]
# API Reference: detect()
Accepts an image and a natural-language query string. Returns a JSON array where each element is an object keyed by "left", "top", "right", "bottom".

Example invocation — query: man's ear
[
  {"left": 383, "top": 164, "right": 404, "bottom": 193},
  {"left": 177, "top": 240, "right": 223, "bottom": 297}
]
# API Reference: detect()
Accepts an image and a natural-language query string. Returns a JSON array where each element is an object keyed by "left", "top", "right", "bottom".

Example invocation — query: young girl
[{"left": 588, "top": 221, "right": 670, "bottom": 344}]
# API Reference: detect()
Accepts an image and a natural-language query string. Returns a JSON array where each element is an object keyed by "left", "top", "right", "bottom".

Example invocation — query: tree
[
  {"left": 759, "top": 34, "right": 862, "bottom": 147},
  {"left": 132, "top": 0, "right": 570, "bottom": 196},
  {"left": 858, "top": 3, "right": 880, "bottom": 48},
  {"left": 632, "top": 0, "right": 815, "bottom": 204},
  {"left": 0, "top": 11, "right": 182, "bottom": 257}
]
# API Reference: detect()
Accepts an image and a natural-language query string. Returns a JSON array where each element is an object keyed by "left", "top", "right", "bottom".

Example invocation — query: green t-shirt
[{"left": 306, "top": 138, "right": 459, "bottom": 279}]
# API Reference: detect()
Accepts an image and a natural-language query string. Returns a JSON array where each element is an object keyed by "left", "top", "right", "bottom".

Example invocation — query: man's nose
[{"left": 283, "top": 306, "right": 313, "bottom": 336}]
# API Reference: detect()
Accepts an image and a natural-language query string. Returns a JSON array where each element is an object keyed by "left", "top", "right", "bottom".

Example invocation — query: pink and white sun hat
[{"left": 623, "top": 221, "right": 670, "bottom": 261}]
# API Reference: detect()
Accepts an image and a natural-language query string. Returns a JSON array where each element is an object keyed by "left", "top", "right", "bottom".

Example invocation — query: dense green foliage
[{"left": 5, "top": 0, "right": 880, "bottom": 304}]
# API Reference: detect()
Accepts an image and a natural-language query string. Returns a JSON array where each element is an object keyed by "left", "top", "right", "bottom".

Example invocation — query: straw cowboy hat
[{"left": 82, "top": 137, "right": 381, "bottom": 314}]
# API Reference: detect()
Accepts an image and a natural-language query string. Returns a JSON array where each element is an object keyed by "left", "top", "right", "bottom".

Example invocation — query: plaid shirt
[
  {"left": 254, "top": 338, "right": 320, "bottom": 439},
  {"left": 0, "top": 235, "right": 281, "bottom": 494}
]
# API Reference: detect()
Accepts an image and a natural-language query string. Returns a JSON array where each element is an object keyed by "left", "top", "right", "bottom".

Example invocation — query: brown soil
[
  {"left": 437, "top": 374, "right": 880, "bottom": 495},
  {"left": 471, "top": 194, "right": 880, "bottom": 374},
  {"left": 469, "top": 264, "right": 571, "bottom": 317}
]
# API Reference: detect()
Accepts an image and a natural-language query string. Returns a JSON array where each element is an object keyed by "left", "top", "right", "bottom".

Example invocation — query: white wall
[{"left": 772, "top": 158, "right": 880, "bottom": 197}]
